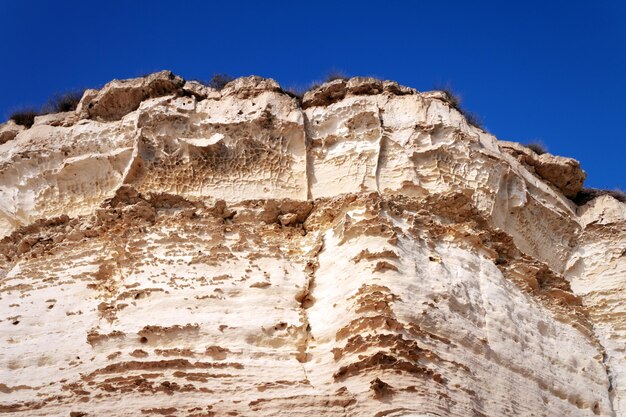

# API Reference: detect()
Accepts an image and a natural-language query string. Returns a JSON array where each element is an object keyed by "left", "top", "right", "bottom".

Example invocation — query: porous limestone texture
[{"left": 0, "top": 73, "right": 623, "bottom": 417}]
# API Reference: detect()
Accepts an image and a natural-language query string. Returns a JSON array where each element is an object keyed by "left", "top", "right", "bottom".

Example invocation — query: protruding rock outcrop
[
  {"left": 0, "top": 120, "right": 24, "bottom": 144},
  {"left": 0, "top": 72, "right": 623, "bottom": 417},
  {"left": 78, "top": 70, "right": 185, "bottom": 121},
  {"left": 500, "top": 141, "right": 586, "bottom": 198}
]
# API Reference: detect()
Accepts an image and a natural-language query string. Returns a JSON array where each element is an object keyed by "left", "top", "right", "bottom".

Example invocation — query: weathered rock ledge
[{"left": 0, "top": 72, "right": 624, "bottom": 416}]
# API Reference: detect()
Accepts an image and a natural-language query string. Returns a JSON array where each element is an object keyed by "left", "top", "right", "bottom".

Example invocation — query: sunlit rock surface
[{"left": 0, "top": 73, "right": 623, "bottom": 416}]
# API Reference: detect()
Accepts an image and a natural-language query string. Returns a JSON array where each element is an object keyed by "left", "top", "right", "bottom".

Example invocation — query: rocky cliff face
[{"left": 0, "top": 71, "right": 624, "bottom": 417}]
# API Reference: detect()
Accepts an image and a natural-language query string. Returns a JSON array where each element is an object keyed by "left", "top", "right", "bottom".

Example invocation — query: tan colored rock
[
  {"left": 302, "top": 77, "right": 415, "bottom": 109},
  {"left": 500, "top": 140, "right": 586, "bottom": 197},
  {"left": 535, "top": 153, "right": 587, "bottom": 197},
  {"left": 181, "top": 80, "right": 220, "bottom": 100},
  {"left": 221, "top": 75, "right": 282, "bottom": 99},
  {"left": 0, "top": 120, "right": 24, "bottom": 144},
  {"left": 278, "top": 212, "right": 298, "bottom": 226},
  {"left": 78, "top": 70, "right": 185, "bottom": 121},
  {"left": 33, "top": 111, "right": 77, "bottom": 127},
  {"left": 302, "top": 78, "right": 348, "bottom": 108},
  {"left": 0, "top": 73, "right": 623, "bottom": 417}
]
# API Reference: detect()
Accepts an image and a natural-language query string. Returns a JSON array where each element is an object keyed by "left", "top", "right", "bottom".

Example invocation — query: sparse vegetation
[
  {"left": 462, "top": 111, "right": 484, "bottom": 130},
  {"left": 9, "top": 109, "right": 39, "bottom": 128},
  {"left": 206, "top": 73, "right": 234, "bottom": 90},
  {"left": 283, "top": 81, "right": 323, "bottom": 101},
  {"left": 324, "top": 70, "right": 348, "bottom": 82},
  {"left": 436, "top": 84, "right": 485, "bottom": 130},
  {"left": 6, "top": 89, "right": 86, "bottom": 129},
  {"left": 43, "top": 90, "right": 85, "bottom": 113},
  {"left": 525, "top": 142, "right": 548, "bottom": 155},
  {"left": 283, "top": 86, "right": 307, "bottom": 100},
  {"left": 572, "top": 188, "right": 626, "bottom": 205}
]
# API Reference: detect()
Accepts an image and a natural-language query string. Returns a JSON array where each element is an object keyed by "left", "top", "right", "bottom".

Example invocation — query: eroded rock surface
[
  {"left": 0, "top": 121, "right": 24, "bottom": 145},
  {"left": 78, "top": 70, "right": 185, "bottom": 122},
  {"left": 500, "top": 141, "right": 586, "bottom": 198},
  {"left": 0, "top": 73, "right": 624, "bottom": 416}
]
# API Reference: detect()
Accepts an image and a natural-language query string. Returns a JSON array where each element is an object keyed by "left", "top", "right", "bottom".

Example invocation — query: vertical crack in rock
[
  {"left": 294, "top": 231, "right": 325, "bottom": 379},
  {"left": 602, "top": 350, "right": 617, "bottom": 416},
  {"left": 374, "top": 103, "right": 385, "bottom": 194},
  {"left": 303, "top": 112, "right": 314, "bottom": 201},
  {"left": 120, "top": 129, "right": 147, "bottom": 186}
]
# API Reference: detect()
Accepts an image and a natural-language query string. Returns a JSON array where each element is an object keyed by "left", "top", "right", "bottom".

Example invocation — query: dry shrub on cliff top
[
  {"left": 43, "top": 90, "right": 84, "bottom": 113},
  {"left": 324, "top": 70, "right": 349, "bottom": 82},
  {"left": 436, "top": 84, "right": 485, "bottom": 130},
  {"left": 9, "top": 109, "right": 39, "bottom": 128},
  {"left": 206, "top": 73, "right": 235, "bottom": 90},
  {"left": 573, "top": 188, "right": 626, "bottom": 205},
  {"left": 283, "top": 85, "right": 307, "bottom": 101},
  {"left": 8, "top": 90, "right": 85, "bottom": 128},
  {"left": 461, "top": 110, "right": 484, "bottom": 130},
  {"left": 525, "top": 142, "right": 548, "bottom": 155}
]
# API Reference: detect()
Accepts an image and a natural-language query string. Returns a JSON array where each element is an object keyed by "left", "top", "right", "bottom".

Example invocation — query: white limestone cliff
[{"left": 0, "top": 71, "right": 623, "bottom": 416}]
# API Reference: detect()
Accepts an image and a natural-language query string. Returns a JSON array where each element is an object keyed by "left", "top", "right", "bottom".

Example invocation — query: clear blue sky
[{"left": 1, "top": 0, "right": 624, "bottom": 190}]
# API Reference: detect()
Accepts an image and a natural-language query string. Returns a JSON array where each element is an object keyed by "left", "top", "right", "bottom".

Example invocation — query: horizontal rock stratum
[{"left": 0, "top": 71, "right": 624, "bottom": 416}]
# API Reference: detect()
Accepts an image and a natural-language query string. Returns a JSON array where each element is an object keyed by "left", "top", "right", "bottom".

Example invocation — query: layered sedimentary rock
[{"left": 0, "top": 72, "right": 624, "bottom": 416}]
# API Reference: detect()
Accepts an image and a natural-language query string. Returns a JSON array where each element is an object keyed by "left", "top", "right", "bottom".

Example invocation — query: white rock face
[
  {"left": 567, "top": 196, "right": 626, "bottom": 414},
  {"left": 0, "top": 73, "right": 623, "bottom": 416}
]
